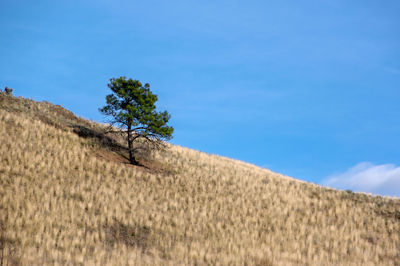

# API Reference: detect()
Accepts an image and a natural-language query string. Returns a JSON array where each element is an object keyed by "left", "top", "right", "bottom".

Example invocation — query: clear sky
[{"left": 1, "top": 0, "right": 399, "bottom": 197}]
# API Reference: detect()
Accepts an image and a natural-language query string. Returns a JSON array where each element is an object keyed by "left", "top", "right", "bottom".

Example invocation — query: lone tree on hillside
[{"left": 99, "top": 77, "right": 174, "bottom": 165}]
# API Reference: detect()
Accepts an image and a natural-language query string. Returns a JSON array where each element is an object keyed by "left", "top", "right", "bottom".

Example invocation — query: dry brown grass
[{"left": 0, "top": 95, "right": 399, "bottom": 265}]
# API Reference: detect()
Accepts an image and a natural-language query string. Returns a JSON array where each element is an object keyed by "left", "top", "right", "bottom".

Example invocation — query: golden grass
[{"left": 0, "top": 95, "right": 399, "bottom": 265}]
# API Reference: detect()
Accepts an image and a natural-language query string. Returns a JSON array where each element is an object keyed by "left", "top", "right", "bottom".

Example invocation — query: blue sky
[{"left": 1, "top": 0, "right": 399, "bottom": 197}]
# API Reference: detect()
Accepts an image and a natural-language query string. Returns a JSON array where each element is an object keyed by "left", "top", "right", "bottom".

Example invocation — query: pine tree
[{"left": 99, "top": 77, "right": 173, "bottom": 165}]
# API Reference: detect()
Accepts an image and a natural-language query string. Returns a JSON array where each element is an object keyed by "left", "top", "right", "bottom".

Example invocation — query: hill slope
[{"left": 0, "top": 94, "right": 399, "bottom": 265}]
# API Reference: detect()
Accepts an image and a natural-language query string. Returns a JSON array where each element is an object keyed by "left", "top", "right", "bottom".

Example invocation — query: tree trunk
[{"left": 127, "top": 124, "right": 138, "bottom": 165}]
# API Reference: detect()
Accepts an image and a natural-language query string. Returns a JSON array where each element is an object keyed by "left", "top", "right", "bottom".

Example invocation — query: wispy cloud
[{"left": 322, "top": 162, "right": 400, "bottom": 197}]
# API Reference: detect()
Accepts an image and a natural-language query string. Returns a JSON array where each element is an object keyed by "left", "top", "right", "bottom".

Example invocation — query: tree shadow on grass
[
  {"left": 72, "top": 124, "right": 167, "bottom": 173},
  {"left": 72, "top": 125, "right": 127, "bottom": 153}
]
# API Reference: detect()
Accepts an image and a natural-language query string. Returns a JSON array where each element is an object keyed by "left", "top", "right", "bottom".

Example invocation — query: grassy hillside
[{"left": 0, "top": 94, "right": 399, "bottom": 265}]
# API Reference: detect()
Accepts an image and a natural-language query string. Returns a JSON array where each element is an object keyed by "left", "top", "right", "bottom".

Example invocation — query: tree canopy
[{"left": 99, "top": 77, "right": 173, "bottom": 165}]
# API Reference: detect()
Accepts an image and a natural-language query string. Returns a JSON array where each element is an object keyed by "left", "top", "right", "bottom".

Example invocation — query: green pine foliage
[{"left": 99, "top": 77, "right": 173, "bottom": 164}]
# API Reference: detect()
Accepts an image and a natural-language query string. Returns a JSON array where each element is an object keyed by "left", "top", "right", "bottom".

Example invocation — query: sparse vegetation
[
  {"left": 2, "top": 86, "right": 13, "bottom": 96},
  {"left": 0, "top": 94, "right": 399, "bottom": 265}
]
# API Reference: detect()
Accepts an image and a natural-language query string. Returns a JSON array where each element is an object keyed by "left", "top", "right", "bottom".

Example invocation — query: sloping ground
[{"left": 0, "top": 95, "right": 399, "bottom": 265}]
